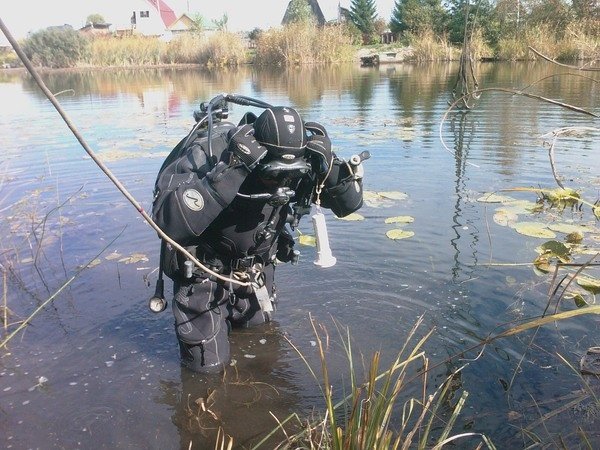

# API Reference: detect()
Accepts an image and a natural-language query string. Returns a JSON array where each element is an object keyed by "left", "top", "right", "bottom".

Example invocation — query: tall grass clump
[
  {"left": 496, "top": 22, "right": 600, "bottom": 61},
  {"left": 254, "top": 23, "right": 356, "bottom": 65},
  {"left": 198, "top": 31, "right": 248, "bottom": 67},
  {"left": 88, "top": 36, "right": 164, "bottom": 66},
  {"left": 163, "top": 33, "right": 206, "bottom": 64},
  {"left": 407, "top": 29, "right": 458, "bottom": 62},
  {"left": 258, "top": 317, "right": 495, "bottom": 449}
]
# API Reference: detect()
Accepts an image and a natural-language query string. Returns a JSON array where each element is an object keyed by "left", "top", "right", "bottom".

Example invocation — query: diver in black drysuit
[{"left": 153, "top": 105, "right": 365, "bottom": 373}]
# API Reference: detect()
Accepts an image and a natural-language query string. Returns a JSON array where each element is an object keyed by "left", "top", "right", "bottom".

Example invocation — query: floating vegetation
[
  {"left": 298, "top": 234, "right": 316, "bottom": 247},
  {"left": 577, "top": 275, "right": 600, "bottom": 295},
  {"left": 384, "top": 215, "right": 414, "bottom": 224},
  {"left": 118, "top": 253, "right": 149, "bottom": 264},
  {"left": 477, "top": 193, "right": 516, "bottom": 203},
  {"left": 493, "top": 209, "right": 518, "bottom": 227},
  {"left": 566, "top": 231, "right": 584, "bottom": 244},
  {"left": 362, "top": 190, "right": 408, "bottom": 208},
  {"left": 105, "top": 252, "right": 122, "bottom": 261},
  {"left": 548, "top": 223, "right": 590, "bottom": 235},
  {"left": 337, "top": 212, "right": 364, "bottom": 221},
  {"left": 513, "top": 222, "right": 556, "bottom": 239},
  {"left": 386, "top": 229, "right": 415, "bottom": 240},
  {"left": 534, "top": 241, "right": 572, "bottom": 271}
]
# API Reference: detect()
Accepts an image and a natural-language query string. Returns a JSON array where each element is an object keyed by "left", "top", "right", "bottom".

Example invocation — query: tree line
[{"left": 346, "top": 0, "right": 599, "bottom": 48}]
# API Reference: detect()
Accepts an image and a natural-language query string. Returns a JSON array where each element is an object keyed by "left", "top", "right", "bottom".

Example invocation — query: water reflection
[
  {"left": 1, "top": 62, "right": 599, "bottom": 448},
  {"left": 157, "top": 325, "right": 303, "bottom": 449}
]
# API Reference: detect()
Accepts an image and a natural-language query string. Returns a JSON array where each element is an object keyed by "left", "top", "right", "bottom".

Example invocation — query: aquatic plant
[{"left": 253, "top": 317, "right": 496, "bottom": 449}]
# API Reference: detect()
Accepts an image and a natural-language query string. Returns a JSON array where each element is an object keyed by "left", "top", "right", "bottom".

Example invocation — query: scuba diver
[{"left": 150, "top": 94, "right": 367, "bottom": 373}]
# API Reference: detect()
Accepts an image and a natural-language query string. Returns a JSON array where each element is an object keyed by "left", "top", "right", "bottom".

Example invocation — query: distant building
[
  {"left": 282, "top": 0, "right": 326, "bottom": 26},
  {"left": 79, "top": 22, "right": 112, "bottom": 36},
  {"left": 168, "top": 13, "right": 196, "bottom": 34},
  {"left": 110, "top": 0, "right": 177, "bottom": 37}
]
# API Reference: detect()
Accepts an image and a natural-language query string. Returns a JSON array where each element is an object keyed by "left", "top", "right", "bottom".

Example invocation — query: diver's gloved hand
[
  {"left": 306, "top": 134, "right": 333, "bottom": 176},
  {"left": 227, "top": 124, "right": 267, "bottom": 171},
  {"left": 305, "top": 121, "right": 328, "bottom": 137}
]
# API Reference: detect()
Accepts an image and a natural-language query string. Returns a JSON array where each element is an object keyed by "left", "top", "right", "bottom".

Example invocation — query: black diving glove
[
  {"left": 306, "top": 134, "right": 334, "bottom": 176},
  {"left": 227, "top": 124, "right": 267, "bottom": 171}
]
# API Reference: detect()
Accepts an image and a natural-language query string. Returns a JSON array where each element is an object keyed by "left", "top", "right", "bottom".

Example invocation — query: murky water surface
[{"left": 1, "top": 63, "right": 599, "bottom": 448}]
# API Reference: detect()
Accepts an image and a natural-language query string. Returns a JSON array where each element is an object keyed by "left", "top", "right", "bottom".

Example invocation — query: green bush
[{"left": 22, "top": 26, "right": 90, "bottom": 68}]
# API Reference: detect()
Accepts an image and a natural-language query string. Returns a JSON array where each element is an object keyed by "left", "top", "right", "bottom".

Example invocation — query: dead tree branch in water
[
  {"left": 440, "top": 87, "right": 599, "bottom": 165},
  {"left": 539, "top": 127, "right": 600, "bottom": 189},
  {"left": 528, "top": 47, "right": 600, "bottom": 71},
  {"left": 0, "top": 228, "right": 125, "bottom": 349},
  {"left": 450, "top": 0, "right": 481, "bottom": 109}
]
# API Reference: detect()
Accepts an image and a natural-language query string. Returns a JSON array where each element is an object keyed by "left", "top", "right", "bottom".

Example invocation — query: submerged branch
[
  {"left": 540, "top": 127, "right": 600, "bottom": 189},
  {"left": 528, "top": 47, "right": 600, "bottom": 72},
  {"left": 439, "top": 86, "right": 598, "bottom": 166},
  {"left": 0, "top": 229, "right": 124, "bottom": 349}
]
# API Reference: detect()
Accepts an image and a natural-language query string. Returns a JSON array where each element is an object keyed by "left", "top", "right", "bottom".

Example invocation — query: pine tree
[
  {"left": 349, "top": 0, "right": 378, "bottom": 43},
  {"left": 390, "top": 0, "right": 447, "bottom": 35}
]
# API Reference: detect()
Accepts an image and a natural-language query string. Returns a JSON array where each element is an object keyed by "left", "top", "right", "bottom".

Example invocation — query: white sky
[{"left": 1, "top": 0, "right": 396, "bottom": 44}]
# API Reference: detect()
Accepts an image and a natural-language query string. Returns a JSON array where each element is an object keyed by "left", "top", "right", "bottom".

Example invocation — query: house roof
[
  {"left": 282, "top": 0, "right": 326, "bottom": 26},
  {"left": 147, "top": 0, "right": 177, "bottom": 27}
]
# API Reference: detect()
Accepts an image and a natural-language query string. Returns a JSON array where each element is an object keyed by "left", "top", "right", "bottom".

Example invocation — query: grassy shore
[{"left": 3, "top": 19, "right": 598, "bottom": 70}]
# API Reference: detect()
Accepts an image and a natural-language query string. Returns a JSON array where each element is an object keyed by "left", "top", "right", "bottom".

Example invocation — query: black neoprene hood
[{"left": 253, "top": 106, "right": 308, "bottom": 160}]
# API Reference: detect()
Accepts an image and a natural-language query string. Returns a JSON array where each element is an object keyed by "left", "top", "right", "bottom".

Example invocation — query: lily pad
[
  {"left": 477, "top": 193, "right": 516, "bottom": 203},
  {"left": 386, "top": 229, "right": 415, "bottom": 240},
  {"left": 501, "top": 200, "right": 543, "bottom": 214},
  {"left": 298, "top": 234, "right": 316, "bottom": 247},
  {"left": 384, "top": 215, "right": 414, "bottom": 224},
  {"left": 338, "top": 213, "right": 364, "bottom": 221},
  {"left": 548, "top": 223, "right": 589, "bottom": 235},
  {"left": 513, "top": 222, "right": 556, "bottom": 239},
  {"left": 576, "top": 275, "right": 600, "bottom": 294},
  {"left": 493, "top": 209, "right": 518, "bottom": 227}
]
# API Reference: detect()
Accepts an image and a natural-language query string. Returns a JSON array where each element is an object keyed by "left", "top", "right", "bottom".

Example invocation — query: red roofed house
[{"left": 111, "top": 0, "right": 178, "bottom": 37}]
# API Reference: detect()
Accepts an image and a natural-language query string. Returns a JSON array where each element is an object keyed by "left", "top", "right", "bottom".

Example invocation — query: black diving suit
[{"left": 152, "top": 107, "right": 364, "bottom": 373}]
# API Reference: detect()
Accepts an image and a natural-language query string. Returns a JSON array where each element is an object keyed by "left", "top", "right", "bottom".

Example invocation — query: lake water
[{"left": 1, "top": 63, "right": 599, "bottom": 448}]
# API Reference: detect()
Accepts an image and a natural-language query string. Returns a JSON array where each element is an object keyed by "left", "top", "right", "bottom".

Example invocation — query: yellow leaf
[{"left": 298, "top": 235, "right": 316, "bottom": 247}]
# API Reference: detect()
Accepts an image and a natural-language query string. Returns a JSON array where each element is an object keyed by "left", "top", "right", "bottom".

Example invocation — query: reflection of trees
[
  {"left": 250, "top": 65, "right": 356, "bottom": 108},
  {"left": 21, "top": 67, "right": 250, "bottom": 105}
]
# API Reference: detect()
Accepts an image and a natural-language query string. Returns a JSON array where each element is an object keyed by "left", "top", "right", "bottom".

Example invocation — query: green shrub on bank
[
  {"left": 254, "top": 23, "right": 356, "bottom": 65},
  {"left": 22, "top": 27, "right": 90, "bottom": 68}
]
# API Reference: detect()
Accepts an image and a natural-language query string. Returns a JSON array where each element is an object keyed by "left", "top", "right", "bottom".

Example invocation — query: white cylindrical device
[{"left": 312, "top": 209, "right": 337, "bottom": 268}]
